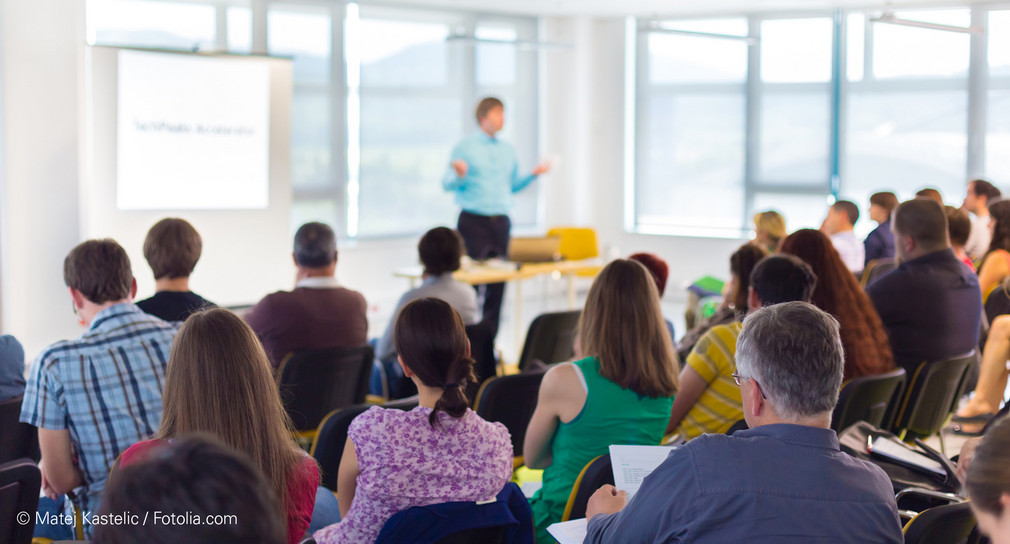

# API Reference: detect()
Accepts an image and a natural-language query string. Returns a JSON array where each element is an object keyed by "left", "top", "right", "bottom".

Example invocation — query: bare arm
[
  {"left": 665, "top": 366, "right": 710, "bottom": 435},
  {"left": 978, "top": 252, "right": 1009, "bottom": 295},
  {"left": 522, "top": 363, "right": 586, "bottom": 469},
  {"left": 38, "top": 428, "right": 83, "bottom": 497},
  {"left": 336, "top": 436, "right": 360, "bottom": 518}
]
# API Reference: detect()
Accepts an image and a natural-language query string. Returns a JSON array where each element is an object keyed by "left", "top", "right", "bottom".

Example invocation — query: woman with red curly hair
[{"left": 780, "top": 229, "right": 895, "bottom": 380}]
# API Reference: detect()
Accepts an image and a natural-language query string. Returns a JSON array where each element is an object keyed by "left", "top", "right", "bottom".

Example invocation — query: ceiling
[{"left": 360, "top": 0, "right": 996, "bottom": 18}]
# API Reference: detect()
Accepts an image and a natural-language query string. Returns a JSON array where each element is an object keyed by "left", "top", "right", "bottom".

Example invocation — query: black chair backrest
[
  {"left": 564, "top": 454, "right": 614, "bottom": 521},
  {"left": 831, "top": 368, "right": 907, "bottom": 432},
  {"left": 465, "top": 321, "right": 497, "bottom": 405},
  {"left": 517, "top": 310, "right": 580, "bottom": 371},
  {"left": 474, "top": 369, "right": 547, "bottom": 458},
  {"left": 311, "top": 397, "right": 418, "bottom": 491},
  {"left": 278, "top": 345, "right": 374, "bottom": 432},
  {"left": 725, "top": 419, "right": 749, "bottom": 434},
  {"left": 903, "top": 501, "right": 976, "bottom": 544},
  {"left": 862, "top": 258, "right": 897, "bottom": 287},
  {"left": 0, "top": 458, "right": 42, "bottom": 544},
  {"left": 985, "top": 281, "right": 1010, "bottom": 324},
  {"left": 892, "top": 352, "right": 975, "bottom": 441},
  {"left": 0, "top": 396, "right": 39, "bottom": 465}
]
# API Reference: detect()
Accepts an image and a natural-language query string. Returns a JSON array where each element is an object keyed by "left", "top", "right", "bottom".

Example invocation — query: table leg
[
  {"left": 514, "top": 279, "right": 523, "bottom": 361},
  {"left": 566, "top": 272, "right": 577, "bottom": 309}
]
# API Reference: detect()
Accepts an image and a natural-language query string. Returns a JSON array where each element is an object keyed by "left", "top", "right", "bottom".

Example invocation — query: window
[
  {"left": 988, "top": 11, "right": 1010, "bottom": 186},
  {"left": 88, "top": 0, "right": 219, "bottom": 51}
]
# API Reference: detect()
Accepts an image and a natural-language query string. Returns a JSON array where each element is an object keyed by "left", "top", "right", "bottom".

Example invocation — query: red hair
[
  {"left": 780, "top": 229, "right": 895, "bottom": 380},
  {"left": 629, "top": 253, "right": 668, "bottom": 297}
]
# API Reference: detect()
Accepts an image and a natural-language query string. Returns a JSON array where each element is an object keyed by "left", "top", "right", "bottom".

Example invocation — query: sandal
[
  {"left": 952, "top": 412, "right": 996, "bottom": 423},
  {"left": 953, "top": 422, "right": 986, "bottom": 436}
]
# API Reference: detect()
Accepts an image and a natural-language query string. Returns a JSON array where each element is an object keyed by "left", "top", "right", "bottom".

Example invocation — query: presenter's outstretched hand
[
  {"left": 452, "top": 159, "right": 468, "bottom": 178},
  {"left": 586, "top": 484, "right": 627, "bottom": 521},
  {"left": 533, "top": 160, "right": 551, "bottom": 176}
]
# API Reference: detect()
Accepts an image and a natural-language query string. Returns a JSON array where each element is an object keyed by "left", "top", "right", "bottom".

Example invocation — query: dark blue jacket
[{"left": 864, "top": 220, "right": 896, "bottom": 267}]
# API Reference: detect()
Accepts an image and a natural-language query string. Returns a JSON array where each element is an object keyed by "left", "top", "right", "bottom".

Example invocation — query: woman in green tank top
[{"left": 524, "top": 259, "right": 680, "bottom": 542}]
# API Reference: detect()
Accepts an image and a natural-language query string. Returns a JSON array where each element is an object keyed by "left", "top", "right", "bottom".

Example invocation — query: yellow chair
[{"left": 547, "top": 227, "right": 602, "bottom": 277}]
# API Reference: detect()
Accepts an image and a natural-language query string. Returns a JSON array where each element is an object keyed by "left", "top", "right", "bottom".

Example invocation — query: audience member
[
  {"left": 946, "top": 205, "right": 976, "bottom": 270},
  {"left": 93, "top": 435, "right": 287, "bottom": 544},
  {"left": 245, "top": 222, "right": 367, "bottom": 368},
  {"left": 628, "top": 252, "right": 676, "bottom": 342},
  {"left": 916, "top": 187, "right": 944, "bottom": 204},
  {"left": 676, "top": 243, "right": 765, "bottom": 363},
  {"left": 314, "top": 298, "right": 512, "bottom": 544},
  {"left": 752, "top": 210, "right": 786, "bottom": 253},
  {"left": 957, "top": 314, "right": 1010, "bottom": 422},
  {"left": 584, "top": 302, "right": 903, "bottom": 543},
  {"left": 524, "top": 259, "right": 678, "bottom": 543},
  {"left": 135, "top": 218, "right": 216, "bottom": 322},
  {"left": 0, "top": 334, "right": 25, "bottom": 401},
  {"left": 867, "top": 199, "right": 981, "bottom": 381},
  {"left": 781, "top": 229, "right": 895, "bottom": 380},
  {"left": 374, "top": 227, "right": 477, "bottom": 398},
  {"left": 965, "top": 416, "right": 1010, "bottom": 544},
  {"left": 821, "top": 200, "right": 865, "bottom": 272},
  {"left": 977, "top": 199, "right": 1010, "bottom": 297},
  {"left": 20, "top": 239, "right": 176, "bottom": 539},
  {"left": 864, "top": 191, "right": 899, "bottom": 266},
  {"left": 668, "top": 254, "right": 817, "bottom": 440},
  {"left": 964, "top": 179, "right": 1002, "bottom": 261},
  {"left": 120, "top": 309, "right": 319, "bottom": 544}
]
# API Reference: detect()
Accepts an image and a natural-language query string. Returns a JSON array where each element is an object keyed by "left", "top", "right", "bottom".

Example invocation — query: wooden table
[{"left": 394, "top": 259, "right": 601, "bottom": 351}]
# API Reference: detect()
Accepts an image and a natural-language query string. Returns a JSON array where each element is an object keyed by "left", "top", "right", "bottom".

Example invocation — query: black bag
[{"left": 838, "top": 421, "right": 961, "bottom": 496}]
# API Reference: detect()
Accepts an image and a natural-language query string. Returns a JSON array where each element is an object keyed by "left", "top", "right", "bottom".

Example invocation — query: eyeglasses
[{"left": 731, "top": 372, "right": 767, "bottom": 399}]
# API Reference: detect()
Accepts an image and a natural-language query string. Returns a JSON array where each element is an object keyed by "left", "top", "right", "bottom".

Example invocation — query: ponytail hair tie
[{"left": 441, "top": 383, "right": 461, "bottom": 390}]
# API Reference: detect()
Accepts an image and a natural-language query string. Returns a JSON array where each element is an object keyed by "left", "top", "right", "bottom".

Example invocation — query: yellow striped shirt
[{"left": 677, "top": 322, "right": 743, "bottom": 440}]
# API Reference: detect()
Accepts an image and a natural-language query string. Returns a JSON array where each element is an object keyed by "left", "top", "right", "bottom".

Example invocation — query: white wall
[{"left": 0, "top": 0, "right": 87, "bottom": 357}]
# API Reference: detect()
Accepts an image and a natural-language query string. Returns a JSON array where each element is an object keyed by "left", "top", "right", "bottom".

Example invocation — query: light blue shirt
[{"left": 442, "top": 131, "right": 537, "bottom": 216}]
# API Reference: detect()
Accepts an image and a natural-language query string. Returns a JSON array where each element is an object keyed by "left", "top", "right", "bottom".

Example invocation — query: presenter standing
[{"left": 443, "top": 97, "right": 549, "bottom": 339}]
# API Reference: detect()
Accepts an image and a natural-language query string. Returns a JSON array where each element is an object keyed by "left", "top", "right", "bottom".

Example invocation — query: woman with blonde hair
[
  {"left": 753, "top": 210, "right": 786, "bottom": 253},
  {"left": 524, "top": 259, "right": 679, "bottom": 542},
  {"left": 120, "top": 309, "right": 319, "bottom": 544}
]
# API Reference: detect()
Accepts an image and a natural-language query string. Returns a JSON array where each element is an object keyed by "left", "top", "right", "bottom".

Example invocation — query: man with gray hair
[
  {"left": 245, "top": 222, "right": 367, "bottom": 368},
  {"left": 583, "top": 302, "right": 902, "bottom": 543}
]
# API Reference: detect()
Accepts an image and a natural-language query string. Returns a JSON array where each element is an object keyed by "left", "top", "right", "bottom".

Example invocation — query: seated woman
[
  {"left": 524, "top": 259, "right": 679, "bottom": 543},
  {"left": 753, "top": 210, "right": 786, "bottom": 253},
  {"left": 965, "top": 416, "right": 1010, "bottom": 543},
  {"left": 373, "top": 226, "right": 478, "bottom": 398},
  {"left": 677, "top": 243, "right": 766, "bottom": 361},
  {"left": 977, "top": 200, "right": 1010, "bottom": 297},
  {"left": 314, "top": 298, "right": 512, "bottom": 544},
  {"left": 781, "top": 229, "right": 895, "bottom": 380},
  {"left": 957, "top": 314, "right": 1010, "bottom": 421},
  {"left": 120, "top": 309, "right": 319, "bottom": 544}
]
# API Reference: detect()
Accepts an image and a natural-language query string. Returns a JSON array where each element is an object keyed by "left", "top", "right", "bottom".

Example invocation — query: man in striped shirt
[{"left": 20, "top": 239, "right": 177, "bottom": 538}]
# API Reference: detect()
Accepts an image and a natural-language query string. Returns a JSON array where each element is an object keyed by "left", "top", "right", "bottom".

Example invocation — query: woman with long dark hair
[
  {"left": 780, "top": 229, "right": 895, "bottom": 380},
  {"left": 314, "top": 298, "right": 512, "bottom": 544}
]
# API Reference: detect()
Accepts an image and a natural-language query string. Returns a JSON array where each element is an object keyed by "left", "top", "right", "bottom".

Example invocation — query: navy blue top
[
  {"left": 0, "top": 334, "right": 25, "bottom": 402},
  {"left": 136, "top": 291, "right": 216, "bottom": 323},
  {"left": 864, "top": 220, "right": 896, "bottom": 267},
  {"left": 585, "top": 424, "right": 902, "bottom": 544},
  {"left": 867, "top": 248, "right": 981, "bottom": 378}
]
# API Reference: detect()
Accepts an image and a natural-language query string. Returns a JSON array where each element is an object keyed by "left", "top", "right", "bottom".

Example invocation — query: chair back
[
  {"left": 375, "top": 482, "right": 533, "bottom": 544},
  {"left": 0, "top": 397, "right": 39, "bottom": 465},
  {"left": 546, "top": 227, "right": 599, "bottom": 261},
  {"left": 891, "top": 352, "right": 975, "bottom": 441},
  {"left": 310, "top": 397, "right": 418, "bottom": 491},
  {"left": 278, "top": 345, "right": 374, "bottom": 433},
  {"left": 725, "top": 419, "right": 749, "bottom": 434},
  {"left": 985, "top": 280, "right": 1010, "bottom": 324},
  {"left": 465, "top": 321, "right": 497, "bottom": 404},
  {"left": 831, "top": 368, "right": 907, "bottom": 432},
  {"left": 561, "top": 454, "right": 614, "bottom": 521},
  {"left": 517, "top": 310, "right": 580, "bottom": 371},
  {"left": 0, "top": 458, "right": 42, "bottom": 544},
  {"left": 474, "top": 369, "right": 547, "bottom": 459},
  {"left": 861, "top": 258, "right": 897, "bottom": 287},
  {"left": 902, "top": 501, "right": 976, "bottom": 544}
]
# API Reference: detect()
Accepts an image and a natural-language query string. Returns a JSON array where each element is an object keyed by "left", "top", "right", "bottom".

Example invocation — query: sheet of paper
[
  {"left": 869, "top": 435, "right": 946, "bottom": 476},
  {"left": 609, "top": 444, "right": 675, "bottom": 498},
  {"left": 548, "top": 518, "right": 587, "bottom": 544}
]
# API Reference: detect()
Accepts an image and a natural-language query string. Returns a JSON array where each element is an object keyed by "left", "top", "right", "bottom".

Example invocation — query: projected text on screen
[{"left": 117, "top": 49, "right": 270, "bottom": 210}]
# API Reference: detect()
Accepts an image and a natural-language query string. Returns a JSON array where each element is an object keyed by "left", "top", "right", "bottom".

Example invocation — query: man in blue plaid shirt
[{"left": 20, "top": 239, "right": 177, "bottom": 538}]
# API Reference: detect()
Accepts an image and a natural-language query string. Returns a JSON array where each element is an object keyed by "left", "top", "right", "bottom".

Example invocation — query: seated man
[
  {"left": 20, "top": 239, "right": 177, "bottom": 539},
  {"left": 246, "top": 222, "right": 367, "bottom": 368},
  {"left": 821, "top": 199, "right": 865, "bottom": 272},
  {"left": 136, "top": 217, "right": 216, "bottom": 322},
  {"left": 585, "top": 302, "right": 903, "bottom": 543},
  {"left": 964, "top": 178, "right": 1002, "bottom": 261},
  {"left": 93, "top": 435, "right": 287, "bottom": 544},
  {"left": 867, "top": 198, "right": 981, "bottom": 380},
  {"left": 667, "top": 254, "right": 817, "bottom": 440},
  {"left": 374, "top": 227, "right": 477, "bottom": 397}
]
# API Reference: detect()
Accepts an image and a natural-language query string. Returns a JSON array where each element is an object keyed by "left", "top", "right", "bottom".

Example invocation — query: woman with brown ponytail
[{"left": 314, "top": 298, "right": 513, "bottom": 544}]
